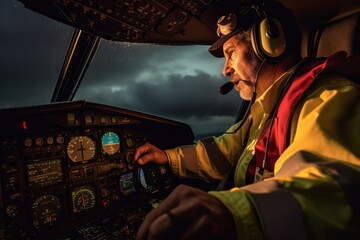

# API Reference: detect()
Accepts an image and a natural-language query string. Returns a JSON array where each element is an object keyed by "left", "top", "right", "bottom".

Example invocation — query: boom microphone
[{"left": 219, "top": 81, "right": 234, "bottom": 95}]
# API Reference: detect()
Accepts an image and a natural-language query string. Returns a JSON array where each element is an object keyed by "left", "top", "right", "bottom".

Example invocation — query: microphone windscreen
[{"left": 219, "top": 81, "right": 234, "bottom": 95}]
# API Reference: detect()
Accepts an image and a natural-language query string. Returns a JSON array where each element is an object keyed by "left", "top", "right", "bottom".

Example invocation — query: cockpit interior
[{"left": 0, "top": 0, "right": 359, "bottom": 239}]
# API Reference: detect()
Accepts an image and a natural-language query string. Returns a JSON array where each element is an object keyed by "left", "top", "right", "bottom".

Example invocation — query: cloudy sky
[{"left": 0, "top": 1, "right": 241, "bottom": 139}]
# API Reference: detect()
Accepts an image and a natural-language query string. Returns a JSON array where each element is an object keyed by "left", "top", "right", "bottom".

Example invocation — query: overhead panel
[{"left": 18, "top": 0, "right": 239, "bottom": 44}]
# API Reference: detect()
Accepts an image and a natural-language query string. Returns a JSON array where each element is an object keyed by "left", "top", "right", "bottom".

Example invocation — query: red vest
[{"left": 247, "top": 52, "right": 347, "bottom": 183}]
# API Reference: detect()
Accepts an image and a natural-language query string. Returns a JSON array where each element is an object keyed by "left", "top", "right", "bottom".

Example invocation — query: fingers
[
  {"left": 136, "top": 185, "right": 236, "bottom": 240},
  {"left": 136, "top": 152, "right": 153, "bottom": 165},
  {"left": 133, "top": 143, "right": 168, "bottom": 165},
  {"left": 180, "top": 214, "right": 213, "bottom": 240},
  {"left": 136, "top": 185, "right": 186, "bottom": 240},
  {"left": 138, "top": 185, "right": 185, "bottom": 231},
  {"left": 137, "top": 198, "right": 208, "bottom": 240},
  {"left": 136, "top": 185, "right": 207, "bottom": 240},
  {"left": 133, "top": 143, "right": 152, "bottom": 163},
  {"left": 137, "top": 211, "right": 177, "bottom": 240}
]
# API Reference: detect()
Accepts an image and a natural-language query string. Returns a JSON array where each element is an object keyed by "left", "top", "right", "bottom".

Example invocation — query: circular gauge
[
  {"left": 24, "top": 138, "right": 32, "bottom": 147},
  {"left": 31, "top": 194, "right": 62, "bottom": 228},
  {"left": 125, "top": 137, "right": 135, "bottom": 148},
  {"left": 47, "top": 137, "right": 54, "bottom": 145},
  {"left": 101, "top": 132, "right": 121, "bottom": 155},
  {"left": 35, "top": 137, "right": 44, "bottom": 146},
  {"left": 6, "top": 202, "right": 21, "bottom": 218},
  {"left": 56, "top": 135, "right": 64, "bottom": 144},
  {"left": 72, "top": 185, "right": 96, "bottom": 213},
  {"left": 67, "top": 136, "right": 96, "bottom": 162},
  {"left": 100, "top": 186, "right": 110, "bottom": 198}
]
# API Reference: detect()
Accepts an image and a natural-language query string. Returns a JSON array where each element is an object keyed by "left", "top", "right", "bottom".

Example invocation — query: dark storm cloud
[
  {"left": 83, "top": 42, "right": 158, "bottom": 85},
  {"left": 131, "top": 71, "right": 239, "bottom": 119},
  {"left": 76, "top": 69, "right": 240, "bottom": 120},
  {"left": 76, "top": 68, "right": 240, "bottom": 138},
  {"left": 84, "top": 42, "right": 218, "bottom": 86}
]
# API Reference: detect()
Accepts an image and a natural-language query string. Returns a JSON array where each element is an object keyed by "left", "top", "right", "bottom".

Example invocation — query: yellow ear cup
[{"left": 258, "top": 19, "right": 286, "bottom": 58}]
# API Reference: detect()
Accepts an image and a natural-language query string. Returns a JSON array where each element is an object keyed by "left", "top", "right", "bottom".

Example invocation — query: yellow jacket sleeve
[
  {"left": 165, "top": 117, "right": 252, "bottom": 180},
  {"left": 211, "top": 75, "right": 360, "bottom": 239}
]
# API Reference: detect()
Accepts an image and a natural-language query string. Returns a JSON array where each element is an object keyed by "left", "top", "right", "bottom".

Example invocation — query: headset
[{"left": 250, "top": 2, "right": 287, "bottom": 63}]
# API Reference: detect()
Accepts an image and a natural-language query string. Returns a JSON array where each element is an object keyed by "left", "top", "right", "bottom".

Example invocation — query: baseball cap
[{"left": 208, "top": 5, "right": 257, "bottom": 58}]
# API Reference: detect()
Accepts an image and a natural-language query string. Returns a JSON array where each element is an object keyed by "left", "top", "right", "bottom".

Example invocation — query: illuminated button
[
  {"left": 67, "top": 113, "right": 78, "bottom": 125},
  {"left": 71, "top": 169, "right": 81, "bottom": 179},
  {"left": 111, "top": 116, "right": 118, "bottom": 123},
  {"left": 100, "top": 116, "right": 106, "bottom": 124},
  {"left": 20, "top": 121, "right": 28, "bottom": 130},
  {"left": 102, "top": 199, "right": 110, "bottom": 207},
  {"left": 85, "top": 115, "right": 95, "bottom": 124}
]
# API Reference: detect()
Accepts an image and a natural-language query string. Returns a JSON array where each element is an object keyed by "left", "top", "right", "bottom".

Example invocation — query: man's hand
[
  {"left": 134, "top": 143, "right": 168, "bottom": 165},
  {"left": 136, "top": 184, "right": 236, "bottom": 240}
]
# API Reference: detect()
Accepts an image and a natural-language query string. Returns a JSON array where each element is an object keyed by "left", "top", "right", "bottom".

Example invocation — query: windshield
[{"left": 1, "top": 1, "right": 240, "bottom": 139}]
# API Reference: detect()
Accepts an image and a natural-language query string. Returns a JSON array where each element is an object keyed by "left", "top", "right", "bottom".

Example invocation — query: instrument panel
[{"left": 0, "top": 100, "right": 194, "bottom": 239}]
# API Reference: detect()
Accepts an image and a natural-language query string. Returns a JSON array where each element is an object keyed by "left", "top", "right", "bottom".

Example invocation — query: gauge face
[
  {"left": 101, "top": 132, "right": 121, "bottom": 155},
  {"left": 67, "top": 136, "right": 96, "bottom": 162},
  {"left": 31, "top": 194, "right": 62, "bottom": 228},
  {"left": 125, "top": 136, "right": 135, "bottom": 148},
  {"left": 6, "top": 202, "right": 21, "bottom": 218},
  {"left": 72, "top": 185, "right": 96, "bottom": 213}
]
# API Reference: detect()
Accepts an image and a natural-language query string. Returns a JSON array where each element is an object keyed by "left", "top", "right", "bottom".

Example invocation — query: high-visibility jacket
[{"left": 165, "top": 52, "right": 360, "bottom": 239}]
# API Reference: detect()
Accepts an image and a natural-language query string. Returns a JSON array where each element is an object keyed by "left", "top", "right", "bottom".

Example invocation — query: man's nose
[{"left": 223, "top": 59, "right": 234, "bottom": 77}]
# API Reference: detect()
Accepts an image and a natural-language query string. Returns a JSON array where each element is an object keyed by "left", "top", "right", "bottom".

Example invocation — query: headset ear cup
[
  {"left": 251, "top": 19, "right": 287, "bottom": 62},
  {"left": 251, "top": 22, "right": 265, "bottom": 61}
]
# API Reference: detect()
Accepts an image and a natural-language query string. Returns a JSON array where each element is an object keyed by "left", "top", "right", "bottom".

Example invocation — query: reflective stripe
[
  {"left": 180, "top": 145, "right": 198, "bottom": 174},
  {"left": 317, "top": 161, "right": 360, "bottom": 228},
  {"left": 277, "top": 151, "right": 360, "bottom": 226},
  {"left": 276, "top": 151, "right": 316, "bottom": 177},
  {"left": 241, "top": 179, "right": 280, "bottom": 193},
  {"left": 242, "top": 180, "right": 308, "bottom": 240},
  {"left": 201, "top": 137, "right": 232, "bottom": 175}
]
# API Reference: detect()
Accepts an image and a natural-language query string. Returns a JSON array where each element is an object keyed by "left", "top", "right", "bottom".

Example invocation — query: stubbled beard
[
  {"left": 245, "top": 47, "right": 262, "bottom": 79},
  {"left": 235, "top": 32, "right": 262, "bottom": 78}
]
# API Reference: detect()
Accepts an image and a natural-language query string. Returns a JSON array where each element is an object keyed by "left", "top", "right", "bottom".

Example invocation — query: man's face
[{"left": 222, "top": 35, "right": 260, "bottom": 100}]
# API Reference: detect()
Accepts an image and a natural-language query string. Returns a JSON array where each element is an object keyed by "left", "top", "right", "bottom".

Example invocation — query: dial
[
  {"left": 6, "top": 202, "right": 21, "bottom": 218},
  {"left": 101, "top": 132, "right": 121, "bottom": 155},
  {"left": 35, "top": 137, "right": 44, "bottom": 146},
  {"left": 67, "top": 136, "right": 96, "bottom": 162},
  {"left": 56, "top": 135, "right": 64, "bottom": 144},
  {"left": 125, "top": 136, "right": 134, "bottom": 148},
  {"left": 31, "top": 194, "right": 62, "bottom": 228},
  {"left": 47, "top": 137, "right": 54, "bottom": 145},
  {"left": 72, "top": 185, "right": 96, "bottom": 213},
  {"left": 100, "top": 186, "right": 110, "bottom": 198}
]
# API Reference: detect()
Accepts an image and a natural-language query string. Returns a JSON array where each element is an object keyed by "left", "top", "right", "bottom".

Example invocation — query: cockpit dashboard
[{"left": 0, "top": 100, "right": 194, "bottom": 239}]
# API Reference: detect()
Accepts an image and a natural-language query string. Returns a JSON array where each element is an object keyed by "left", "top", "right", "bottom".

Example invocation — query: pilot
[{"left": 134, "top": 0, "right": 360, "bottom": 239}]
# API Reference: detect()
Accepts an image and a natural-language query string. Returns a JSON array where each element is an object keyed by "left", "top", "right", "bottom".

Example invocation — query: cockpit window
[
  {"left": 0, "top": 1, "right": 72, "bottom": 108},
  {"left": 1, "top": 1, "right": 240, "bottom": 139},
  {"left": 76, "top": 41, "right": 240, "bottom": 138}
]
